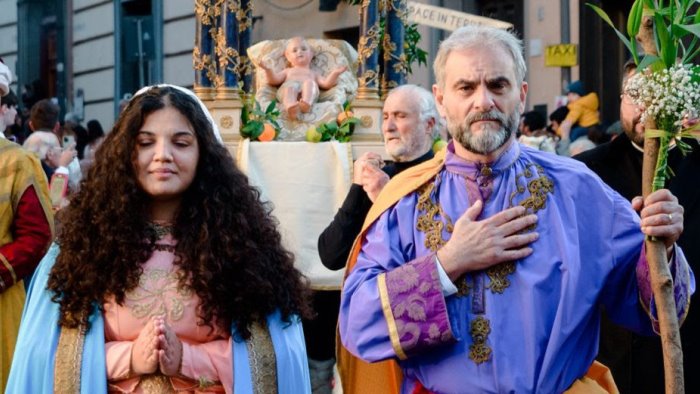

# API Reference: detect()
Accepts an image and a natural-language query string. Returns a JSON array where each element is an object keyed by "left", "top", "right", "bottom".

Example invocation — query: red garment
[
  {"left": 411, "top": 381, "right": 433, "bottom": 394},
  {"left": 0, "top": 186, "right": 52, "bottom": 289}
]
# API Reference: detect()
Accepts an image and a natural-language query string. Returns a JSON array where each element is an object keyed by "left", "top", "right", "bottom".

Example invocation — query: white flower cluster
[{"left": 624, "top": 64, "right": 700, "bottom": 128}]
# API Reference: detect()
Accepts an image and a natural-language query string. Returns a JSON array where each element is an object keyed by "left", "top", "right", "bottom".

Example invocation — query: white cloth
[
  {"left": 518, "top": 134, "right": 556, "bottom": 153},
  {"left": 236, "top": 140, "right": 352, "bottom": 289},
  {"left": 133, "top": 84, "right": 223, "bottom": 143}
]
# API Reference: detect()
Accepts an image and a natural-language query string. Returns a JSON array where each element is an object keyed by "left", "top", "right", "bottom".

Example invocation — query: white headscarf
[
  {"left": 0, "top": 61, "right": 12, "bottom": 97},
  {"left": 133, "top": 84, "right": 223, "bottom": 143}
]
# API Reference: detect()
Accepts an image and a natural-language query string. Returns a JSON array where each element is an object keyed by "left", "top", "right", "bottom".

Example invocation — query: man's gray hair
[
  {"left": 388, "top": 84, "right": 444, "bottom": 138},
  {"left": 23, "top": 131, "right": 60, "bottom": 160},
  {"left": 433, "top": 25, "right": 526, "bottom": 88}
]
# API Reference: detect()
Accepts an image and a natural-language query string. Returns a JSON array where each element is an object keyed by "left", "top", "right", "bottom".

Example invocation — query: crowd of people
[
  {"left": 516, "top": 78, "right": 617, "bottom": 157},
  {"left": 0, "top": 24, "right": 697, "bottom": 394}
]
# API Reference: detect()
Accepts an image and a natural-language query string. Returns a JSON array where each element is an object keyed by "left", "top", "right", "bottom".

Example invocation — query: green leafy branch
[
  {"left": 588, "top": 0, "right": 700, "bottom": 186},
  {"left": 588, "top": 0, "right": 700, "bottom": 72},
  {"left": 240, "top": 95, "right": 281, "bottom": 141},
  {"left": 589, "top": 4, "right": 697, "bottom": 391},
  {"left": 306, "top": 102, "right": 360, "bottom": 143},
  {"left": 403, "top": 22, "right": 429, "bottom": 74},
  {"left": 311, "top": 116, "right": 359, "bottom": 143}
]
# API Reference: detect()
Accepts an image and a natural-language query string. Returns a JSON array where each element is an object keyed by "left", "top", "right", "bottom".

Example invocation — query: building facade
[{"left": 0, "top": 0, "right": 632, "bottom": 131}]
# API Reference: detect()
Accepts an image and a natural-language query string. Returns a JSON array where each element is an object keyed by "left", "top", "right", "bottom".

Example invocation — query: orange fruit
[
  {"left": 258, "top": 123, "right": 276, "bottom": 141},
  {"left": 337, "top": 110, "right": 354, "bottom": 124}
]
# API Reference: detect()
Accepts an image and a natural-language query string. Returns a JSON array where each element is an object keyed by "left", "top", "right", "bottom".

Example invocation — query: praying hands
[{"left": 131, "top": 316, "right": 183, "bottom": 377}]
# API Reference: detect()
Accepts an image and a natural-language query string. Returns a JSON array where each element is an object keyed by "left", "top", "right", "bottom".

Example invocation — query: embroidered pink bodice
[{"left": 103, "top": 235, "right": 233, "bottom": 393}]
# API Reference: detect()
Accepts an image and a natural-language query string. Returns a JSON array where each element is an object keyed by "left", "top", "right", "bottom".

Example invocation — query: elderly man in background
[
  {"left": 319, "top": 84, "right": 441, "bottom": 271},
  {"left": 307, "top": 84, "right": 440, "bottom": 393},
  {"left": 23, "top": 131, "right": 79, "bottom": 196},
  {"left": 23, "top": 99, "right": 81, "bottom": 201},
  {"left": 24, "top": 99, "right": 74, "bottom": 178},
  {"left": 0, "top": 60, "right": 53, "bottom": 392},
  {"left": 339, "top": 25, "right": 693, "bottom": 393}
]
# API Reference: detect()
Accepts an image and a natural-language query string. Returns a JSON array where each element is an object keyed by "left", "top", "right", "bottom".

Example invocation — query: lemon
[
  {"left": 306, "top": 128, "right": 322, "bottom": 143},
  {"left": 432, "top": 139, "right": 448, "bottom": 153}
]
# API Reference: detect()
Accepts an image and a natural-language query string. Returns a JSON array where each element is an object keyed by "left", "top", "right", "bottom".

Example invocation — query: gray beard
[{"left": 448, "top": 110, "right": 519, "bottom": 155}]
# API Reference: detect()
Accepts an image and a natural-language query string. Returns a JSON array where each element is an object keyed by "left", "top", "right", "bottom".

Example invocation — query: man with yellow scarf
[{"left": 0, "top": 60, "right": 53, "bottom": 392}]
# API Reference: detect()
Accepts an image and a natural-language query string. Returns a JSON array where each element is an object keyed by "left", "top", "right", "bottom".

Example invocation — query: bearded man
[
  {"left": 575, "top": 60, "right": 700, "bottom": 394},
  {"left": 338, "top": 25, "right": 694, "bottom": 393}
]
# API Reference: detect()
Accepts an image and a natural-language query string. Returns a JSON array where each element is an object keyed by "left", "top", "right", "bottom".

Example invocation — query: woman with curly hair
[{"left": 7, "top": 85, "right": 312, "bottom": 393}]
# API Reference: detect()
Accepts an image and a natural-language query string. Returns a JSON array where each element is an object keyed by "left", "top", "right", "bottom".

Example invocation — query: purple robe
[{"left": 339, "top": 141, "right": 694, "bottom": 393}]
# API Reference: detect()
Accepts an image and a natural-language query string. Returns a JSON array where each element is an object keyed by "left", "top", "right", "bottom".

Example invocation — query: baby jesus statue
[{"left": 261, "top": 36, "right": 347, "bottom": 120}]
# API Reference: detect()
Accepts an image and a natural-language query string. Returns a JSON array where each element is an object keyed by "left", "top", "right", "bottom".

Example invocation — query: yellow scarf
[{"left": 337, "top": 148, "right": 447, "bottom": 394}]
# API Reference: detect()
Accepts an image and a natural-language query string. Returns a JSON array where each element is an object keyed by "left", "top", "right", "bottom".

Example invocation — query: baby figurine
[{"left": 261, "top": 37, "right": 347, "bottom": 120}]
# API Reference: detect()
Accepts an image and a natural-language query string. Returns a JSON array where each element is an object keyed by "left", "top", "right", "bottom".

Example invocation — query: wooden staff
[{"left": 636, "top": 14, "right": 685, "bottom": 394}]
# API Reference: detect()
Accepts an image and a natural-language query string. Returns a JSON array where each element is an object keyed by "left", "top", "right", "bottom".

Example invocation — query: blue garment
[
  {"left": 7, "top": 244, "right": 311, "bottom": 393},
  {"left": 340, "top": 141, "right": 694, "bottom": 393}
]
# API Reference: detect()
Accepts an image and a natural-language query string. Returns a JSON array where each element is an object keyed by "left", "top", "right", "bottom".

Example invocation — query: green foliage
[
  {"left": 588, "top": 0, "right": 700, "bottom": 70},
  {"left": 404, "top": 22, "right": 429, "bottom": 74},
  {"left": 240, "top": 95, "right": 281, "bottom": 141},
  {"left": 589, "top": 0, "right": 700, "bottom": 191},
  {"left": 313, "top": 112, "right": 360, "bottom": 143},
  {"left": 587, "top": 2, "right": 640, "bottom": 64}
]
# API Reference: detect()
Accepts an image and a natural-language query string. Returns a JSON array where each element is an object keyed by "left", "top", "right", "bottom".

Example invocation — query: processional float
[{"left": 191, "top": 0, "right": 409, "bottom": 291}]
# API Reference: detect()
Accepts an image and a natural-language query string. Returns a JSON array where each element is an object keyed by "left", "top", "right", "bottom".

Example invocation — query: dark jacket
[
  {"left": 317, "top": 149, "right": 434, "bottom": 271},
  {"left": 575, "top": 133, "right": 700, "bottom": 394}
]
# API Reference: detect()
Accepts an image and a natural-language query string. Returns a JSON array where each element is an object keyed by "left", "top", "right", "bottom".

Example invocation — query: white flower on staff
[{"left": 625, "top": 64, "right": 700, "bottom": 129}]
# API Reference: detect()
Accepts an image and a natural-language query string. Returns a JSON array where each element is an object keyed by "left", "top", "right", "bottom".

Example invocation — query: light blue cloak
[{"left": 7, "top": 244, "right": 311, "bottom": 393}]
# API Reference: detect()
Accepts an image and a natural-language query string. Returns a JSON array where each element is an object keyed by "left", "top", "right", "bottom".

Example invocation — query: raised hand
[
  {"left": 353, "top": 152, "right": 384, "bottom": 185},
  {"left": 361, "top": 164, "right": 390, "bottom": 202},
  {"left": 437, "top": 200, "right": 539, "bottom": 281},
  {"left": 130, "top": 317, "right": 160, "bottom": 375},
  {"left": 58, "top": 147, "right": 77, "bottom": 167},
  {"left": 155, "top": 317, "right": 183, "bottom": 376}
]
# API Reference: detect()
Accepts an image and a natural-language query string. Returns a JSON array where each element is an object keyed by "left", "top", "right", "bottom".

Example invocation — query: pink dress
[{"left": 103, "top": 236, "right": 233, "bottom": 393}]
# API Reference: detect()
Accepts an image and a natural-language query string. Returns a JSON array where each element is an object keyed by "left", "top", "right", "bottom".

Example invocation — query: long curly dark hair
[{"left": 48, "top": 86, "right": 311, "bottom": 338}]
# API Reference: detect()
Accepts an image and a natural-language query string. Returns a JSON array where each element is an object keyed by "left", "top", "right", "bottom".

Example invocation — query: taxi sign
[{"left": 545, "top": 44, "right": 578, "bottom": 67}]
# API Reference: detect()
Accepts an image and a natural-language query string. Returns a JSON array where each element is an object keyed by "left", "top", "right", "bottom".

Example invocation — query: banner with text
[{"left": 407, "top": 1, "right": 513, "bottom": 31}]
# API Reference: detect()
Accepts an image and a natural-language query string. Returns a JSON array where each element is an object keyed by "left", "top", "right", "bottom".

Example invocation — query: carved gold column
[
  {"left": 351, "top": 0, "right": 385, "bottom": 157},
  {"left": 193, "top": 0, "right": 218, "bottom": 102},
  {"left": 381, "top": 0, "right": 407, "bottom": 99},
  {"left": 238, "top": 0, "right": 254, "bottom": 93},
  {"left": 215, "top": 0, "right": 240, "bottom": 100},
  {"left": 195, "top": 0, "right": 243, "bottom": 152},
  {"left": 356, "top": 0, "right": 381, "bottom": 100}
]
